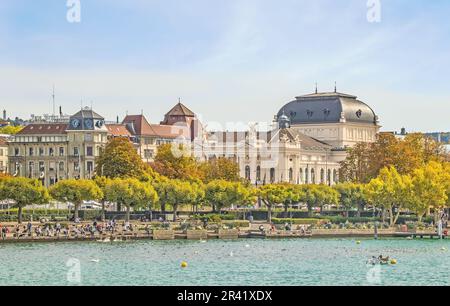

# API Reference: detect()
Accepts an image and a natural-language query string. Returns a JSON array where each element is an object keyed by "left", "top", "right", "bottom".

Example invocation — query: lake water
[{"left": 0, "top": 238, "right": 449, "bottom": 286}]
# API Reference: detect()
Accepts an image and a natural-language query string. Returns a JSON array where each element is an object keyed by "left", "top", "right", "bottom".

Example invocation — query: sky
[{"left": 0, "top": 0, "right": 449, "bottom": 132}]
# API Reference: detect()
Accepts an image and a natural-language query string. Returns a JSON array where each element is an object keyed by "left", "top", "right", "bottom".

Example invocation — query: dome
[{"left": 277, "top": 92, "right": 378, "bottom": 125}]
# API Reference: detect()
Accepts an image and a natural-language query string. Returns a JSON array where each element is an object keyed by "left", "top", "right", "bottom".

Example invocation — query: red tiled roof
[
  {"left": 106, "top": 124, "right": 132, "bottom": 137},
  {"left": 148, "top": 124, "right": 191, "bottom": 139},
  {"left": 17, "top": 124, "right": 68, "bottom": 135},
  {"left": 0, "top": 136, "right": 7, "bottom": 146},
  {"left": 164, "top": 102, "right": 195, "bottom": 117},
  {"left": 122, "top": 115, "right": 151, "bottom": 135}
]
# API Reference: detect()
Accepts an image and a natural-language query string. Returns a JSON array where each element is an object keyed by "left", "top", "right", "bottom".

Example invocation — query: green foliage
[
  {"left": 0, "top": 177, "right": 49, "bottom": 223},
  {"left": 0, "top": 125, "right": 23, "bottom": 135},
  {"left": 49, "top": 179, "right": 103, "bottom": 219},
  {"left": 96, "top": 137, "right": 147, "bottom": 179},
  {"left": 105, "top": 178, "right": 158, "bottom": 221},
  {"left": 271, "top": 218, "right": 327, "bottom": 225},
  {"left": 205, "top": 180, "right": 255, "bottom": 212}
]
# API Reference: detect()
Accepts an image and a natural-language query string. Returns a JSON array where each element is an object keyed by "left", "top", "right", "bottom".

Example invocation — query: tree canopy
[
  {"left": 0, "top": 177, "right": 49, "bottom": 223},
  {"left": 50, "top": 179, "right": 103, "bottom": 219},
  {"left": 96, "top": 137, "right": 147, "bottom": 179}
]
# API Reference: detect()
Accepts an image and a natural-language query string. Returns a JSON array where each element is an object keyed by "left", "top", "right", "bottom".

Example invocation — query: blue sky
[{"left": 0, "top": 0, "right": 449, "bottom": 132}]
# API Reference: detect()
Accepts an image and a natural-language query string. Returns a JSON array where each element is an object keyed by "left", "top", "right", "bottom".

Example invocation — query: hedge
[{"left": 271, "top": 218, "right": 329, "bottom": 225}]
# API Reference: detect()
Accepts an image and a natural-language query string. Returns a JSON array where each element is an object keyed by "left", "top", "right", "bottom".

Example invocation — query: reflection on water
[{"left": 0, "top": 239, "right": 449, "bottom": 286}]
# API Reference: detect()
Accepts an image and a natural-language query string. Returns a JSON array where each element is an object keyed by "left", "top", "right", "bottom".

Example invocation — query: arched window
[
  {"left": 289, "top": 168, "right": 293, "bottom": 183},
  {"left": 245, "top": 166, "right": 251, "bottom": 181},
  {"left": 270, "top": 168, "right": 275, "bottom": 183},
  {"left": 311, "top": 169, "right": 316, "bottom": 184},
  {"left": 327, "top": 169, "right": 332, "bottom": 185},
  {"left": 256, "top": 166, "right": 261, "bottom": 182},
  {"left": 333, "top": 169, "right": 338, "bottom": 183},
  {"left": 305, "top": 168, "right": 309, "bottom": 184},
  {"left": 299, "top": 168, "right": 303, "bottom": 184},
  {"left": 320, "top": 169, "right": 325, "bottom": 184}
]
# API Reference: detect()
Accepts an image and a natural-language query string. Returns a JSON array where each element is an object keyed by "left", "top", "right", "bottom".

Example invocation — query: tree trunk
[
  {"left": 356, "top": 203, "right": 362, "bottom": 218},
  {"left": 18, "top": 206, "right": 23, "bottom": 224},
  {"left": 308, "top": 205, "right": 313, "bottom": 218},
  {"left": 101, "top": 201, "right": 106, "bottom": 221},
  {"left": 74, "top": 203, "right": 80, "bottom": 220},
  {"left": 345, "top": 209, "right": 349, "bottom": 218},
  {"left": 125, "top": 205, "right": 130, "bottom": 222},
  {"left": 267, "top": 204, "right": 272, "bottom": 223},
  {"left": 117, "top": 203, "right": 122, "bottom": 212},
  {"left": 173, "top": 204, "right": 178, "bottom": 222},
  {"left": 212, "top": 203, "right": 217, "bottom": 213}
]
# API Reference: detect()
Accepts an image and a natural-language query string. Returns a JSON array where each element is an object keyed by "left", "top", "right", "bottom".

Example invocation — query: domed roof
[{"left": 277, "top": 92, "right": 378, "bottom": 125}]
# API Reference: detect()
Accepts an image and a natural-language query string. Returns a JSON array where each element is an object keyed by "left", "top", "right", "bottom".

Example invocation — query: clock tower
[{"left": 66, "top": 107, "right": 108, "bottom": 179}]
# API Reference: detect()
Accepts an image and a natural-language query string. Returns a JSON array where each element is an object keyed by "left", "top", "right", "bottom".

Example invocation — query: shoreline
[{"left": 0, "top": 230, "right": 446, "bottom": 244}]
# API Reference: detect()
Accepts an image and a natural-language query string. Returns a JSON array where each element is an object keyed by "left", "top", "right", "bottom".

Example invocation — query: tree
[
  {"left": 364, "top": 166, "right": 414, "bottom": 226},
  {"left": 205, "top": 180, "right": 254, "bottom": 213},
  {"left": 201, "top": 157, "right": 241, "bottom": 183},
  {"left": 0, "top": 125, "right": 23, "bottom": 135},
  {"left": 151, "top": 144, "right": 204, "bottom": 181},
  {"left": 95, "top": 137, "right": 147, "bottom": 179},
  {"left": 93, "top": 176, "right": 111, "bottom": 221},
  {"left": 105, "top": 178, "right": 158, "bottom": 222},
  {"left": 276, "top": 183, "right": 303, "bottom": 216},
  {"left": 162, "top": 179, "right": 199, "bottom": 221},
  {"left": 258, "top": 184, "right": 289, "bottom": 223},
  {"left": 334, "top": 183, "right": 366, "bottom": 217},
  {"left": 0, "top": 177, "right": 49, "bottom": 223},
  {"left": 300, "top": 185, "right": 339, "bottom": 217},
  {"left": 410, "top": 162, "right": 449, "bottom": 221},
  {"left": 340, "top": 133, "right": 447, "bottom": 183},
  {"left": 50, "top": 179, "right": 103, "bottom": 220}
]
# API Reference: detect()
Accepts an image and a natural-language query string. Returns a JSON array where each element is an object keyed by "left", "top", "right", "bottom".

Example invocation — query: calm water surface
[{"left": 0, "top": 238, "right": 449, "bottom": 286}]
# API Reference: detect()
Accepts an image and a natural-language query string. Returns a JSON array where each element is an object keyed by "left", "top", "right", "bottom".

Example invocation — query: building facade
[
  {"left": 0, "top": 136, "right": 8, "bottom": 174},
  {"left": 7, "top": 91, "right": 379, "bottom": 186},
  {"left": 8, "top": 108, "right": 108, "bottom": 186}
]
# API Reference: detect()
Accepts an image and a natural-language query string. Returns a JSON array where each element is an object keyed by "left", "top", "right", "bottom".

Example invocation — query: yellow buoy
[
  {"left": 181, "top": 261, "right": 188, "bottom": 268},
  {"left": 390, "top": 259, "right": 397, "bottom": 265}
]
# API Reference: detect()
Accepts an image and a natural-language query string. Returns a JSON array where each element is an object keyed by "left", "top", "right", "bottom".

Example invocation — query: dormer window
[
  {"left": 323, "top": 108, "right": 330, "bottom": 117},
  {"left": 356, "top": 109, "right": 362, "bottom": 118},
  {"left": 306, "top": 110, "right": 314, "bottom": 118}
]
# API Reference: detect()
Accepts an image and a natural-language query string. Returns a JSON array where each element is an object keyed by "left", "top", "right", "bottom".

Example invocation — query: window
[
  {"left": 320, "top": 169, "right": 325, "bottom": 184},
  {"left": 49, "top": 162, "right": 55, "bottom": 172},
  {"left": 59, "top": 147, "right": 64, "bottom": 156},
  {"left": 144, "top": 149, "right": 154, "bottom": 159},
  {"left": 245, "top": 166, "right": 251, "bottom": 180},
  {"left": 39, "top": 162, "right": 45, "bottom": 172},
  {"left": 49, "top": 148, "right": 54, "bottom": 156},
  {"left": 289, "top": 168, "right": 293, "bottom": 183},
  {"left": 270, "top": 168, "right": 275, "bottom": 183},
  {"left": 299, "top": 168, "right": 303, "bottom": 184},
  {"left": 29, "top": 147, "right": 34, "bottom": 156},
  {"left": 28, "top": 162, "right": 34, "bottom": 174},
  {"left": 74, "top": 162, "right": 80, "bottom": 172},
  {"left": 74, "top": 147, "right": 79, "bottom": 156},
  {"left": 311, "top": 169, "right": 316, "bottom": 184},
  {"left": 39, "top": 147, "right": 44, "bottom": 156},
  {"left": 85, "top": 134, "right": 93, "bottom": 142},
  {"left": 14, "top": 148, "right": 20, "bottom": 156},
  {"left": 256, "top": 166, "right": 261, "bottom": 181},
  {"left": 87, "top": 161, "right": 94, "bottom": 175},
  {"left": 86, "top": 146, "right": 93, "bottom": 157},
  {"left": 59, "top": 162, "right": 64, "bottom": 172},
  {"left": 0, "top": 149, "right": 3, "bottom": 156}
]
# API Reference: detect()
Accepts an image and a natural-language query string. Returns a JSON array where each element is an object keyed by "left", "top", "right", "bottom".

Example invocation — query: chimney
[
  {"left": 2, "top": 110, "right": 6, "bottom": 120},
  {"left": 116, "top": 115, "right": 119, "bottom": 124},
  {"left": 59, "top": 106, "right": 63, "bottom": 117}
]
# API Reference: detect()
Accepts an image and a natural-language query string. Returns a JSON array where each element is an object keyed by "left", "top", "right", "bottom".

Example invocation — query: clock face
[
  {"left": 95, "top": 120, "right": 104, "bottom": 128},
  {"left": 84, "top": 119, "right": 94, "bottom": 129},
  {"left": 71, "top": 119, "right": 80, "bottom": 128}
]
